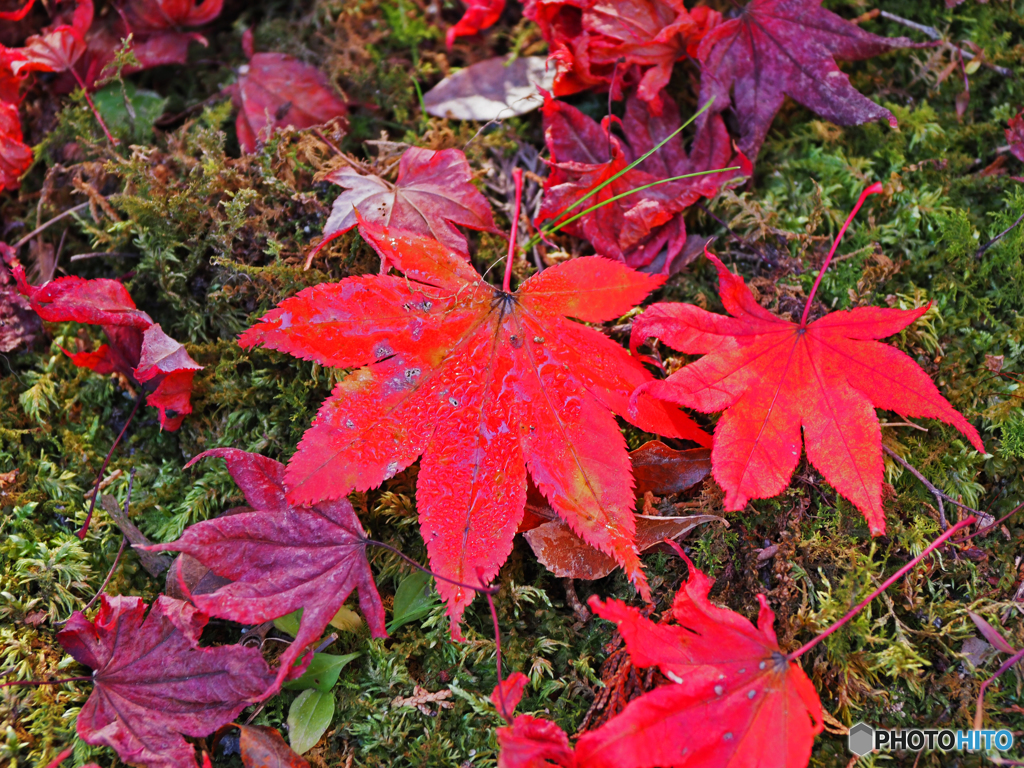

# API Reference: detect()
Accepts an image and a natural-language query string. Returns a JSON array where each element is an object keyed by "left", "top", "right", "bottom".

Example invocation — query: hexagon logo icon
[{"left": 849, "top": 722, "right": 875, "bottom": 756}]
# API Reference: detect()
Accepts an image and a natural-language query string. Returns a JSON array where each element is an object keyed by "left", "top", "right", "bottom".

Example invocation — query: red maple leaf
[
  {"left": 1007, "top": 109, "right": 1024, "bottom": 164},
  {"left": 318, "top": 147, "right": 500, "bottom": 259},
  {"left": 537, "top": 93, "right": 749, "bottom": 273},
  {"left": 13, "top": 264, "right": 201, "bottom": 430},
  {"left": 57, "top": 594, "right": 277, "bottom": 768},
  {"left": 630, "top": 239, "right": 984, "bottom": 534},
  {"left": 8, "top": 0, "right": 93, "bottom": 77},
  {"left": 695, "top": 0, "right": 911, "bottom": 159},
  {"left": 146, "top": 448, "right": 386, "bottom": 696},
  {"left": 447, "top": 0, "right": 504, "bottom": 49},
  {"left": 498, "top": 716, "right": 577, "bottom": 768},
  {"left": 524, "top": 0, "right": 720, "bottom": 110},
  {"left": 239, "top": 216, "right": 710, "bottom": 636},
  {"left": 0, "top": 101, "right": 31, "bottom": 191},
  {"left": 230, "top": 30, "right": 347, "bottom": 154},
  {"left": 575, "top": 552, "right": 823, "bottom": 768}
]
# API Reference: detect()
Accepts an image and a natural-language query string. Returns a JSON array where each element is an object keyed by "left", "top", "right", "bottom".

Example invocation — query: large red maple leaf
[
  {"left": 574, "top": 552, "right": 823, "bottom": 768},
  {"left": 147, "top": 448, "right": 386, "bottom": 697},
  {"left": 524, "top": 0, "right": 720, "bottom": 110},
  {"left": 630, "top": 247, "right": 984, "bottom": 535},
  {"left": 318, "top": 147, "right": 500, "bottom": 259},
  {"left": 538, "top": 93, "right": 748, "bottom": 273},
  {"left": 13, "top": 264, "right": 201, "bottom": 430},
  {"left": 695, "top": 0, "right": 911, "bottom": 159},
  {"left": 239, "top": 217, "right": 710, "bottom": 636},
  {"left": 57, "top": 595, "right": 277, "bottom": 768}
]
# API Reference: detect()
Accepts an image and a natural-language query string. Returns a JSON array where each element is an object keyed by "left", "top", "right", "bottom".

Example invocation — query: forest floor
[{"left": 3, "top": 0, "right": 1024, "bottom": 766}]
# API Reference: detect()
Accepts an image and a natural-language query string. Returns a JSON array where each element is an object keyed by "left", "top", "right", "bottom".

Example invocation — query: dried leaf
[
  {"left": 423, "top": 55, "right": 554, "bottom": 121},
  {"left": 238, "top": 725, "right": 310, "bottom": 768}
]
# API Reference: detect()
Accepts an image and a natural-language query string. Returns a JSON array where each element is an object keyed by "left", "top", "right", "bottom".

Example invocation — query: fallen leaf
[
  {"left": 491, "top": 671, "right": 529, "bottom": 716},
  {"left": 537, "top": 93, "right": 749, "bottom": 273},
  {"left": 423, "top": 55, "right": 554, "bottom": 121},
  {"left": 57, "top": 594, "right": 277, "bottom": 768},
  {"left": 320, "top": 146, "right": 499, "bottom": 258},
  {"left": 231, "top": 31, "right": 347, "bottom": 154},
  {"left": 9, "top": 0, "right": 92, "bottom": 76},
  {"left": 238, "top": 725, "right": 310, "bottom": 768},
  {"left": 525, "top": 514, "right": 723, "bottom": 580},
  {"left": 525, "top": 0, "right": 720, "bottom": 110},
  {"left": 391, "top": 685, "right": 454, "bottom": 715},
  {"left": 575, "top": 552, "right": 823, "bottom": 768},
  {"left": 13, "top": 263, "right": 201, "bottom": 431},
  {"left": 696, "top": 0, "right": 912, "bottom": 159},
  {"left": 631, "top": 251, "right": 984, "bottom": 534},
  {"left": 0, "top": 101, "right": 32, "bottom": 191},
  {"left": 447, "top": 0, "right": 504, "bottom": 49},
  {"left": 1007, "top": 109, "right": 1024, "bottom": 163},
  {"left": 0, "top": 243, "right": 40, "bottom": 349},
  {"left": 99, "top": 494, "right": 171, "bottom": 577},
  {"left": 497, "top": 715, "right": 576, "bottom": 768},
  {"left": 0, "top": 468, "right": 17, "bottom": 489},
  {"left": 968, "top": 611, "right": 1016, "bottom": 654},
  {"left": 629, "top": 440, "right": 713, "bottom": 496},
  {"left": 240, "top": 219, "right": 710, "bottom": 636},
  {"left": 145, "top": 448, "right": 386, "bottom": 697}
]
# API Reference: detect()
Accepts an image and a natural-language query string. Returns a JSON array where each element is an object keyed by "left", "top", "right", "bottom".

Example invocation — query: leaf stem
[
  {"left": 483, "top": 574, "right": 512, "bottom": 724},
  {"left": 0, "top": 677, "right": 92, "bottom": 689},
  {"left": 13, "top": 202, "right": 90, "bottom": 249},
  {"left": 78, "top": 393, "right": 144, "bottom": 539},
  {"left": 787, "top": 515, "right": 975, "bottom": 661},
  {"left": 799, "top": 182, "right": 883, "bottom": 327},
  {"left": 502, "top": 169, "right": 523, "bottom": 294},
  {"left": 363, "top": 539, "right": 499, "bottom": 597},
  {"left": 68, "top": 66, "right": 118, "bottom": 146}
]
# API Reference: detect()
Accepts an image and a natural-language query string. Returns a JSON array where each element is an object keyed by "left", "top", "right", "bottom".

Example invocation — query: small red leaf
[
  {"left": 968, "top": 611, "right": 1016, "bottom": 654},
  {"left": 238, "top": 724, "right": 310, "bottom": 768},
  {"left": 447, "top": 0, "right": 504, "bottom": 49},
  {"left": 0, "top": 101, "right": 31, "bottom": 192},
  {"left": 146, "top": 449, "right": 386, "bottom": 697},
  {"left": 9, "top": 0, "right": 93, "bottom": 76},
  {"left": 491, "top": 671, "right": 529, "bottom": 717},
  {"left": 1007, "top": 109, "right": 1024, "bottom": 164},
  {"left": 232, "top": 52, "right": 346, "bottom": 154},
  {"left": 576, "top": 555, "right": 823, "bottom": 768},
  {"left": 696, "top": 0, "right": 911, "bottom": 159},
  {"left": 631, "top": 252, "right": 984, "bottom": 535},
  {"left": 322, "top": 147, "right": 500, "bottom": 257},
  {"left": 57, "top": 595, "right": 276, "bottom": 768},
  {"left": 497, "top": 715, "right": 576, "bottom": 768}
]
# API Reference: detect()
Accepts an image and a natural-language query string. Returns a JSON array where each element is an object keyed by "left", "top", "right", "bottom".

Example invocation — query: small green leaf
[
  {"left": 274, "top": 608, "right": 303, "bottom": 638},
  {"left": 287, "top": 689, "right": 335, "bottom": 754},
  {"left": 92, "top": 82, "right": 167, "bottom": 142},
  {"left": 283, "top": 652, "right": 360, "bottom": 692},
  {"left": 388, "top": 571, "right": 439, "bottom": 633}
]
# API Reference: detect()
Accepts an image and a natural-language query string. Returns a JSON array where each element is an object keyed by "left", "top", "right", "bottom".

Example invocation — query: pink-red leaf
[
  {"left": 497, "top": 715, "right": 576, "bottom": 768},
  {"left": 696, "top": 0, "right": 911, "bottom": 159},
  {"left": 240, "top": 221, "right": 709, "bottom": 636},
  {"left": 537, "top": 93, "right": 749, "bottom": 273},
  {"left": 146, "top": 448, "right": 386, "bottom": 697},
  {"left": 1007, "top": 109, "right": 1024, "bottom": 164},
  {"left": 120, "top": 0, "right": 224, "bottom": 33},
  {"left": 232, "top": 51, "right": 346, "bottom": 154},
  {"left": 447, "top": 0, "right": 504, "bottom": 49},
  {"left": 576, "top": 554, "right": 823, "bottom": 768},
  {"left": 322, "top": 147, "right": 499, "bottom": 257},
  {"left": 9, "top": 0, "right": 92, "bottom": 76},
  {"left": 492, "top": 671, "right": 529, "bottom": 717},
  {"left": 631, "top": 252, "right": 984, "bottom": 534},
  {"left": 524, "top": 0, "right": 720, "bottom": 109},
  {"left": 0, "top": 100, "right": 31, "bottom": 192},
  {"left": 57, "top": 594, "right": 276, "bottom": 768}
]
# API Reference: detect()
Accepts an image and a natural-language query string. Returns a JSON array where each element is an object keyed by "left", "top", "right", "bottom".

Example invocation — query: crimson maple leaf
[
  {"left": 0, "top": 101, "right": 31, "bottom": 191},
  {"left": 8, "top": 0, "right": 93, "bottom": 77},
  {"left": 491, "top": 672, "right": 577, "bottom": 768},
  {"left": 239, "top": 217, "right": 709, "bottom": 636},
  {"left": 575, "top": 552, "right": 823, "bottom": 768},
  {"left": 524, "top": 0, "right": 720, "bottom": 110},
  {"left": 1007, "top": 109, "right": 1024, "bottom": 164},
  {"left": 631, "top": 249, "right": 984, "bottom": 535},
  {"left": 318, "top": 147, "right": 500, "bottom": 259},
  {"left": 695, "top": 0, "right": 911, "bottom": 159},
  {"left": 538, "top": 93, "right": 749, "bottom": 273},
  {"left": 13, "top": 264, "right": 201, "bottom": 430},
  {"left": 57, "top": 595, "right": 277, "bottom": 768},
  {"left": 230, "top": 30, "right": 347, "bottom": 154},
  {"left": 146, "top": 448, "right": 386, "bottom": 696},
  {"left": 447, "top": 0, "right": 504, "bottom": 49}
]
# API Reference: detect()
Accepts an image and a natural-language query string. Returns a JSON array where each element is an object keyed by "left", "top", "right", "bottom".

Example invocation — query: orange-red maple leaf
[
  {"left": 447, "top": 0, "right": 504, "bottom": 49},
  {"left": 631, "top": 251, "right": 984, "bottom": 535},
  {"left": 575, "top": 553, "right": 823, "bottom": 768},
  {"left": 240, "top": 220, "right": 709, "bottom": 636}
]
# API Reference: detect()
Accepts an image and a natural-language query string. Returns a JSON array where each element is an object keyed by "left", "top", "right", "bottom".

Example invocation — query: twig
[
  {"left": 788, "top": 516, "right": 975, "bottom": 660},
  {"left": 879, "top": 421, "right": 929, "bottom": 432},
  {"left": 0, "top": 677, "right": 91, "bottom": 689},
  {"left": 878, "top": 11, "right": 1011, "bottom": 77},
  {"left": 69, "top": 252, "right": 139, "bottom": 262},
  {"left": 976, "top": 211, "right": 1024, "bottom": 259},
  {"left": 13, "top": 203, "right": 90, "bottom": 249},
  {"left": 883, "top": 446, "right": 982, "bottom": 529},
  {"left": 77, "top": 469, "right": 136, "bottom": 618},
  {"left": 956, "top": 501, "right": 1024, "bottom": 543},
  {"left": 312, "top": 127, "right": 345, "bottom": 158}
]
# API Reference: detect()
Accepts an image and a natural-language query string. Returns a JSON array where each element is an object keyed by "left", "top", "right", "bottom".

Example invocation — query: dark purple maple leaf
[
  {"left": 145, "top": 448, "right": 386, "bottom": 697},
  {"left": 696, "top": 0, "right": 912, "bottom": 159},
  {"left": 57, "top": 594, "right": 276, "bottom": 768}
]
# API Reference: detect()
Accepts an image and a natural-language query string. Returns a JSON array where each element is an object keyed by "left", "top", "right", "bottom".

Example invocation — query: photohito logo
[{"left": 848, "top": 723, "right": 1014, "bottom": 756}]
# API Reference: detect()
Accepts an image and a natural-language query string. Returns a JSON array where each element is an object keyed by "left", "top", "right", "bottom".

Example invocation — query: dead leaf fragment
[
  {"left": 423, "top": 56, "right": 554, "bottom": 121},
  {"left": 391, "top": 686, "right": 454, "bottom": 715},
  {"left": 100, "top": 494, "right": 171, "bottom": 578}
]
